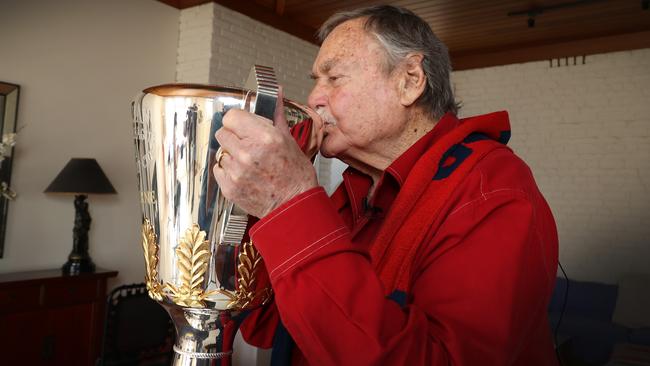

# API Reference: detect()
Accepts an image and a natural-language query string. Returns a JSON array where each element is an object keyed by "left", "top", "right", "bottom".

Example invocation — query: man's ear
[{"left": 398, "top": 54, "right": 426, "bottom": 107}]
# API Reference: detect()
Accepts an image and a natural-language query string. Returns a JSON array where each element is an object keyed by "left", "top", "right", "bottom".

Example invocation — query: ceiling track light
[{"left": 508, "top": 0, "right": 606, "bottom": 28}]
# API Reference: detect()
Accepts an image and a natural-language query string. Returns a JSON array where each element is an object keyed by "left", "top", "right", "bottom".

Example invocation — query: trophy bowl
[{"left": 131, "top": 68, "right": 315, "bottom": 365}]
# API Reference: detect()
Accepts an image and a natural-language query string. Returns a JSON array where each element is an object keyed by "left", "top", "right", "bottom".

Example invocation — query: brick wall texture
[
  {"left": 453, "top": 49, "right": 650, "bottom": 283},
  {"left": 176, "top": 3, "right": 215, "bottom": 84},
  {"left": 176, "top": 3, "right": 318, "bottom": 102}
]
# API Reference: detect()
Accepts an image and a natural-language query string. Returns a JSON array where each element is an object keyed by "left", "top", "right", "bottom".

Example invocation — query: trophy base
[
  {"left": 165, "top": 305, "right": 248, "bottom": 366},
  {"left": 172, "top": 345, "right": 232, "bottom": 365}
]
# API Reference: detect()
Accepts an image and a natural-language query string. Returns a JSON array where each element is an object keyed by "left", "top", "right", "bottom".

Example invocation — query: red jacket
[{"left": 242, "top": 112, "right": 559, "bottom": 366}]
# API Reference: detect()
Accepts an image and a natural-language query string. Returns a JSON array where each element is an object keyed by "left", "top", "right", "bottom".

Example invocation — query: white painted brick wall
[
  {"left": 176, "top": 3, "right": 215, "bottom": 83},
  {"left": 176, "top": 3, "right": 318, "bottom": 102},
  {"left": 211, "top": 4, "right": 318, "bottom": 102},
  {"left": 452, "top": 49, "right": 650, "bottom": 284}
]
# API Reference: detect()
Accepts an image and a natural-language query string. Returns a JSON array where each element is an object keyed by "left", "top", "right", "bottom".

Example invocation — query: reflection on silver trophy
[{"left": 131, "top": 66, "right": 316, "bottom": 365}]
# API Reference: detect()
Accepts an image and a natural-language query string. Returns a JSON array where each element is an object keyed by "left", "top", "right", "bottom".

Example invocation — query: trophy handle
[
  {"left": 245, "top": 64, "right": 279, "bottom": 121},
  {"left": 217, "top": 65, "right": 281, "bottom": 245},
  {"left": 219, "top": 202, "right": 248, "bottom": 246}
]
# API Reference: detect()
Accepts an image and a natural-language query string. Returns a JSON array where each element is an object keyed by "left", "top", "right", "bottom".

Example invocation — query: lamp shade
[{"left": 44, "top": 158, "right": 117, "bottom": 195}]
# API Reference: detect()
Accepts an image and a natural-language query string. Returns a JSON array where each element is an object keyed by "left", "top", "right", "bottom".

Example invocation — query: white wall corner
[{"left": 176, "top": 2, "right": 218, "bottom": 84}]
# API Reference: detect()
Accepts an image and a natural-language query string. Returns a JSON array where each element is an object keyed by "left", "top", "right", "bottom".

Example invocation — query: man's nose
[{"left": 307, "top": 85, "right": 326, "bottom": 110}]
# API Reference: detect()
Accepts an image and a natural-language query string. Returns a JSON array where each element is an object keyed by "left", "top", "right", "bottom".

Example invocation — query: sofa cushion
[
  {"left": 549, "top": 277, "right": 568, "bottom": 313},
  {"left": 607, "top": 343, "right": 650, "bottom": 365},
  {"left": 629, "top": 328, "right": 650, "bottom": 345},
  {"left": 613, "top": 274, "right": 650, "bottom": 328},
  {"left": 550, "top": 277, "right": 619, "bottom": 321},
  {"left": 551, "top": 315, "right": 628, "bottom": 364}
]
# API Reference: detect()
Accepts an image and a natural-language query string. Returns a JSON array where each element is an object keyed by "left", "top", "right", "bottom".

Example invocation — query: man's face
[{"left": 308, "top": 19, "right": 406, "bottom": 163}]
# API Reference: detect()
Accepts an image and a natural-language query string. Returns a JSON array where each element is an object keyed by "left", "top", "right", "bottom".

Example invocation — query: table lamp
[{"left": 44, "top": 158, "right": 117, "bottom": 275}]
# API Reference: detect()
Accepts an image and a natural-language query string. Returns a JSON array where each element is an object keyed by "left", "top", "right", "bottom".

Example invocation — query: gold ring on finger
[{"left": 216, "top": 149, "right": 229, "bottom": 169}]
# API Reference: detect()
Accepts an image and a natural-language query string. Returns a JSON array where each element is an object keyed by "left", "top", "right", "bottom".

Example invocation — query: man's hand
[{"left": 213, "top": 89, "right": 321, "bottom": 218}]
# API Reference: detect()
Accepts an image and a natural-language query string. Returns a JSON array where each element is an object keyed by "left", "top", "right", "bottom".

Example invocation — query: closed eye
[
  {"left": 308, "top": 73, "right": 344, "bottom": 83},
  {"left": 329, "top": 75, "right": 346, "bottom": 83}
]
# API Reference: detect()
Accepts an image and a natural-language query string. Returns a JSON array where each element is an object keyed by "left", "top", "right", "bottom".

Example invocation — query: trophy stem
[{"left": 167, "top": 306, "right": 247, "bottom": 366}]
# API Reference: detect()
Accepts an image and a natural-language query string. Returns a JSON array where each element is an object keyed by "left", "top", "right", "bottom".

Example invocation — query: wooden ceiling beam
[
  {"left": 451, "top": 30, "right": 650, "bottom": 70},
  {"left": 285, "top": 0, "right": 379, "bottom": 15},
  {"left": 275, "top": 0, "right": 285, "bottom": 15},
  {"left": 156, "top": 0, "right": 212, "bottom": 9},
  {"left": 155, "top": 0, "right": 650, "bottom": 70},
  {"left": 443, "top": 11, "right": 650, "bottom": 52},
  {"left": 418, "top": 0, "right": 638, "bottom": 25},
  {"left": 429, "top": 11, "right": 647, "bottom": 41},
  {"left": 213, "top": 0, "right": 318, "bottom": 44}
]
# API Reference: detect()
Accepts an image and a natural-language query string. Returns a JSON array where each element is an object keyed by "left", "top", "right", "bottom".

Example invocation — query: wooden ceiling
[{"left": 159, "top": 0, "right": 650, "bottom": 70}]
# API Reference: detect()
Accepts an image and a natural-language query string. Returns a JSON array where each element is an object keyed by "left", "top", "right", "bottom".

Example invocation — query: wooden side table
[{"left": 0, "top": 268, "right": 118, "bottom": 365}]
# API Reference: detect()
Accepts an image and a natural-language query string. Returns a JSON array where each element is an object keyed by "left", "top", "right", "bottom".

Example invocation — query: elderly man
[{"left": 213, "top": 5, "right": 559, "bottom": 366}]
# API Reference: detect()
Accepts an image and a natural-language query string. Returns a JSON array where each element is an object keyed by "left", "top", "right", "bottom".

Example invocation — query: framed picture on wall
[{"left": 0, "top": 81, "right": 20, "bottom": 258}]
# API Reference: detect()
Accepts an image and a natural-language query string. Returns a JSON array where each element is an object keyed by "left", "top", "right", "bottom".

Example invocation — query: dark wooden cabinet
[{"left": 0, "top": 268, "right": 118, "bottom": 365}]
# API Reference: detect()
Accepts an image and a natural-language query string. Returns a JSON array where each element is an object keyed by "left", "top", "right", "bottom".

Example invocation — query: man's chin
[
  {"left": 319, "top": 142, "right": 337, "bottom": 159},
  {"left": 319, "top": 148, "right": 336, "bottom": 159},
  {"left": 318, "top": 135, "right": 332, "bottom": 158},
  {"left": 318, "top": 136, "right": 346, "bottom": 159}
]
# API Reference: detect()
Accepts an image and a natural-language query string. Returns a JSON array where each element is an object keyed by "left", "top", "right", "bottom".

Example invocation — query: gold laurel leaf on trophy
[
  {"left": 227, "top": 241, "right": 270, "bottom": 310},
  {"left": 165, "top": 283, "right": 179, "bottom": 296},
  {"left": 170, "top": 224, "right": 211, "bottom": 308},
  {"left": 191, "top": 272, "right": 204, "bottom": 289},
  {"left": 141, "top": 219, "right": 163, "bottom": 301},
  {"left": 238, "top": 266, "right": 250, "bottom": 288},
  {"left": 240, "top": 254, "right": 252, "bottom": 272},
  {"left": 260, "top": 288, "right": 273, "bottom": 305},
  {"left": 205, "top": 288, "right": 237, "bottom": 300}
]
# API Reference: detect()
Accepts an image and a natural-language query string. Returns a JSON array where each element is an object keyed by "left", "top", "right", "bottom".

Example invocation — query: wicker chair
[{"left": 96, "top": 283, "right": 175, "bottom": 366}]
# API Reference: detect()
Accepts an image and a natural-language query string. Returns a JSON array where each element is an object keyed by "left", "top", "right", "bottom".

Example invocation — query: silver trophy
[{"left": 131, "top": 66, "right": 316, "bottom": 365}]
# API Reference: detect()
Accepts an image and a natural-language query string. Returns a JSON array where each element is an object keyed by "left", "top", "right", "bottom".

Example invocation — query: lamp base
[
  {"left": 62, "top": 194, "right": 96, "bottom": 275},
  {"left": 62, "top": 256, "right": 96, "bottom": 275}
]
